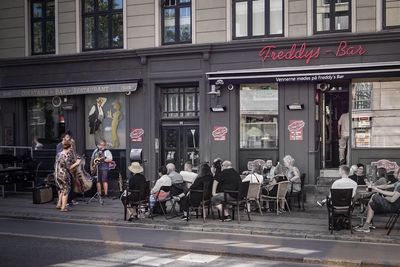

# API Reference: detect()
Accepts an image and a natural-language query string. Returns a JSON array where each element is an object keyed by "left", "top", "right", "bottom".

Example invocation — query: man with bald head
[
  {"left": 166, "top": 163, "right": 184, "bottom": 184},
  {"left": 211, "top": 160, "right": 242, "bottom": 221}
]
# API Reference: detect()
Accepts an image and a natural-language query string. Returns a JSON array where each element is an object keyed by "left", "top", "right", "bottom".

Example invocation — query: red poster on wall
[
  {"left": 212, "top": 126, "right": 228, "bottom": 141},
  {"left": 288, "top": 120, "right": 305, "bottom": 141},
  {"left": 130, "top": 128, "right": 144, "bottom": 142}
]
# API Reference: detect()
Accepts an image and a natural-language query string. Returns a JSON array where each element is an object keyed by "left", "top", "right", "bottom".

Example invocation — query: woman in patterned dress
[{"left": 55, "top": 141, "right": 81, "bottom": 211}]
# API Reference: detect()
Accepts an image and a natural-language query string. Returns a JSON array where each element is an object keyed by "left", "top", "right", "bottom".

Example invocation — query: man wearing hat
[{"left": 123, "top": 162, "right": 147, "bottom": 221}]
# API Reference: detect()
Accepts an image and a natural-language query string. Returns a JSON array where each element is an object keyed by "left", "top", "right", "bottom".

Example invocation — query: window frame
[
  {"left": 30, "top": 0, "right": 55, "bottom": 55},
  {"left": 232, "top": 0, "right": 284, "bottom": 40},
  {"left": 81, "top": 0, "right": 123, "bottom": 51},
  {"left": 161, "top": 0, "right": 192, "bottom": 45},
  {"left": 160, "top": 85, "right": 199, "bottom": 119},
  {"left": 383, "top": 0, "right": 400, "bottom": 29},
  {"left": 313, "top": 0, "right": 352, "bottom": 34}
]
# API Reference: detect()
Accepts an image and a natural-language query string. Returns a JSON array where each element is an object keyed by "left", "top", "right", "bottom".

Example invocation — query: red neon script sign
[{"left": 259, "top": 41, "right": 366, "bottom": 64}]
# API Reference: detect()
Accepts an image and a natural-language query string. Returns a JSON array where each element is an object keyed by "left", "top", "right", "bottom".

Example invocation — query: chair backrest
[
  {"left": 239, "top": 181, "right": 250, "bottom": 200},
  {"left": 300, "top": 173, "right": 306, "bottom": 189},
  {"left": 246, "top": 183, "right": 261, "bottom": 200},
  {"left": 330, "top": 188, "right": 353, "bottom": 207},
  {"left": 276, "top": 181, "right": 290, "bottom": 199},
  {"left": 159, "top": 185, "right": 171, "bottom": 192}
]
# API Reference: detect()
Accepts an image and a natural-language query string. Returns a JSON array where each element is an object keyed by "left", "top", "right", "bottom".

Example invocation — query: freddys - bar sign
[{"left": 258, "top": 41, "right": 366, "bottom": 64}]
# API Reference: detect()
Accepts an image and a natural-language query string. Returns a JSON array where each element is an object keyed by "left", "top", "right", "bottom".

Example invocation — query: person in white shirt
[
  {"left": 149, "top": 166, "right": 172, "bottom": 209},
  {"left": 338, "top": 112, "right": 349, "bottom": 165},
  {"left": 317, "top": 165, "right": 357, "bottom": 206},
  {"left": 243, "top": 160, "right": 263, "bottom": 184},
  {"left": 180, "top": 161, "right": 198, "bottom": 187}
]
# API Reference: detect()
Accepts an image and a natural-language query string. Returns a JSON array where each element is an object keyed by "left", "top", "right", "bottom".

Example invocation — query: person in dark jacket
[
  {"left": 178, "top": 163, "right": 213, "bottom": 221},
  {"left": 349, "top": 163, "right": 367, "bottom": 185},
  {"left": 122, "top": 162, "right": 147, "bottom": 221}
]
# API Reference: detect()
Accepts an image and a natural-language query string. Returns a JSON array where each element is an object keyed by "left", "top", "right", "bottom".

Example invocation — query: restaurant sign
[
  {"left": 259, "top": 41, "right": 366, "bottom": 64},
  {"left": 0, "top": 82, "right": 138, "bottom": 98}
]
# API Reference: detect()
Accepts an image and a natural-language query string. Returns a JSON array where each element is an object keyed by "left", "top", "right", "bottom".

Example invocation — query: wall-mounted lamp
[
  {"left": 210, "top": 105, "right": 226, "bottom": 112},
  {"left": 208, "top": 85, "right": 221, "bottom": 97},
  {"left": 287, "top": 103, "right": 304, "bottom": 110}
]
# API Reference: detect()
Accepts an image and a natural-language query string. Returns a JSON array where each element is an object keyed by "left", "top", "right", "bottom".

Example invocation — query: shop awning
[
  {"left": 0, "top": 80, "right": 141, "bottom": 98},
  {"left": 206, "top": 61, "right": 400, "bottom": 84}
]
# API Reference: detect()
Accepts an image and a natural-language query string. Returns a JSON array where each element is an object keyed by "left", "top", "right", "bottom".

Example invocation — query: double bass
[{"left": 72, "top": 155, "right": 93, "bottom": 193}]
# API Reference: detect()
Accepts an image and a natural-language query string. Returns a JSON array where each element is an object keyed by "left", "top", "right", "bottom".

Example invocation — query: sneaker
[
  {"left": 317, "top": 201, "right": 324, "bottom": 207},
  {"left": 354, "top": 223, "right": 371, "bottom": 233},
  {"left": 173, "top": 196, "right": 181, "bottom": 201},
  {"left": 220, "top": 215, "right": 232, "bottom": 222},
  {"left": 369, "top": 223, "right": 376, "bottom": 229},
  {"left": 180, "top": 215, "right": 190, "bottom": 221},
  {"left": 71, "top": 200, "right": 79, "bottom": 206}
]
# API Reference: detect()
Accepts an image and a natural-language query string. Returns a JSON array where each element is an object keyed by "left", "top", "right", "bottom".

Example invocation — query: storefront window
[
  {"left": 352, "top": 80, "right": 400, "bottom": 148},
  {"left": 240, "top": 83, "right": 278, "bottom": 149},
  {"left": 27, "top": 97, "right": 65, "bottom": 149}
]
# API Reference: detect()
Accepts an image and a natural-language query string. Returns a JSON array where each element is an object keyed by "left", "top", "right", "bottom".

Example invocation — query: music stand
[{"left": 87, "top": 165, "right": 104, "bottom": 205}]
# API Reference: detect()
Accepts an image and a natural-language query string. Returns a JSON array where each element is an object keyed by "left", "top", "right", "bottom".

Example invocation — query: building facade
[{"left": 0, "top": 0, "right": 400, "bottom": 188}]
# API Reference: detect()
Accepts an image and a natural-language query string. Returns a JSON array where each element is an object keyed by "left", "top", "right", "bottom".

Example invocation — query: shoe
[
  {"left": 71, "top": 200, "right": 79, "bottom": 206},
  {"left": 220, "top": 215, "right": 232, "bottom": 222},
  {"left": 317, "top": 201, "right": 325, "bottom": 207},
  {"left": 340, "top": 159, "right": 346, "bottom": 165},
  {"left": 180, "top": 215, "right": 190, "bottom": 221},
  {"left": 369, "top": 223, "right": 376, "bottom": 229},
  {"left": 354, "top": 223, "right": 370, "bottom": 233},
  {"left": 128, "top": 215, "right": 138, "bottom": 221},
  {"left": 173, "top": 196, "right": 181, "bottom": 201}
]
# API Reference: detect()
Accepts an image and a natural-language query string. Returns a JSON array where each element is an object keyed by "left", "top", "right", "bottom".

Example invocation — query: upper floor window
[
  {"left": 31, "top": 0, "right": 55, "bottom": 55},
  {"left": 82, "top": 0, "right": 123, "bottom": 50},
  {"left": 233, "top": 0, "right": 284, "bottom": 39},
  {"left": 314, "top": 0, "right": 351, "bottom": 34},
  {"left": 161, "top": 0, "right": 192, "bottom": 44},
  {"left": 383, "top": 0, "right": 400, "bottom": 29},
  {"left": 161, "top": 86, "right": 199, "bottom": 118}
]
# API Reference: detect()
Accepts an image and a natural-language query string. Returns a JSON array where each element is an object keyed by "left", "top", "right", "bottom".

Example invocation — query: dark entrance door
[
  {"left": 161, "top": 125, "right": 199, "bottom": 172},
  {"left": 318, "top": 83, "right": 349, "bottom": 169}
]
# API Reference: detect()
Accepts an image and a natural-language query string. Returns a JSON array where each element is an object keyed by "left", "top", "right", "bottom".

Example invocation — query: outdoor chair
[
  {"left": 261, "top": 181, "right": 291, "bottom": 215},
  {"left": 246, "top": 182, "right": 263, "bottom": 216},
  {"left": 385, "top": 207, "right": 400, "bottom": 235},
  {"left": 168, "top": 182, "right": 187, "bottom": 219},
  {"left": 185, "top": 181, "right": 211, "bottom": 222},
  {"left": 327, "top": 188, "right": 354, "bottom": 234},
  {"left": 149, "top": 185, "right": 172, "bottom": 220},
  {"left": 222, "top": 181, "right": 250, "bottom": 224},
  {"left": 287, "top": 173, "right": 306, "bottom": 211},
  {"left": 122, "top": 181, "right": 149, "bottom": 221}
]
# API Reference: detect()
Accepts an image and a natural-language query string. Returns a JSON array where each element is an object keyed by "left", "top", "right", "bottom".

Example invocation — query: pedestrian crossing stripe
[
  {"left": 177, "top": 253, "right": 220, "bottom": 263},
  {"left": 269, "top": 247, "right": 319, "bottom": 255},
  {"left": 130, "top": 256, "right": 175, "bottom": 266},
  {"left": 184, "top": 239, "right": 320, "bottom": 255}
]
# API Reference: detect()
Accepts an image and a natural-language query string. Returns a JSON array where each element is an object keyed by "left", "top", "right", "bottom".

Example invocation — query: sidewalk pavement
[{"left": 1, "top": 192, "right": 399, "bottom": 245}]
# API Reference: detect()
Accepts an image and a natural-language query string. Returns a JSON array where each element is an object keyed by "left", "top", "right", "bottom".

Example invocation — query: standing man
[
  {"left": 338, "top": 111, "right": 350, "bottom": 165},
  {"left": 91, "top": 140, "right": 113, "bottom": 198}
]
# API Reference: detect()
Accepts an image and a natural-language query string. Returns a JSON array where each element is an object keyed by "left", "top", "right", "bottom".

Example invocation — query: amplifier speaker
[{"left": 33, "top": 186, "right": 53, "bottom": 204}]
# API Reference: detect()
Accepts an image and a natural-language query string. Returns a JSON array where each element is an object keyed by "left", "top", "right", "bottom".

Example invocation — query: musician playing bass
[{"left": 91, "top": 139, "right": 113, "bottom": 198}]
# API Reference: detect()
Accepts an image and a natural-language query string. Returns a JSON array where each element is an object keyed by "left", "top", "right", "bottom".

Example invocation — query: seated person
[
  {"left": 167, "top": 163, "right": 184, "bottom": 184},
  {"left": 262, "top": 164, "right": 288, "bottom": 211},
  {"left": 242, "top": 160, "right": 263, "bottom": 184},
  {"left": 262, "top": 159, "right": 276, "bottom": 182},
  {"left": 180, "top": 161, "right": 198, "bottom": 187},
  {"left": 355, "top": 168, "right": 400, "bottom": 233},
  {"left": 149, "top": 166, "right": 172, "bottom": 211},
  {"left": 178, "top": 163, "right": 213, "bottom": 220},
  {"left": 283, "top": 155, "right": 301, "bottom": 193},
  {"left": 374, "top": 167, "right": 388, "bottom": 186},
  {"left": 317, "top": 165, "right": 357, "bottom": 207},
  {"left": 122, "top": 162, "right": 147, "bottom": 221},
  {"left": 349, "top": 163, "right": 367, "bottom": 185},
  {"left": 211, "top": 160, "right": 242, "bottom": 222}
]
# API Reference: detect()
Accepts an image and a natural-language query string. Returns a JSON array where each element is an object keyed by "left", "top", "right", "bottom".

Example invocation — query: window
[
  {"left": 82, "top": 0, "right": 123, "bottom": 50},
  {"left": 351, "top": 80, "right": 400, "bottom": 148},
  {"left": 161, "top": 0, "right": 192, "bottom": 44},
  {"left": 161, "top": 86, "right": 199, "bottom": 118},
  {"left": 240, "top": 84, "right": 279, "bottom": 149},
  {"left": 233, "top": 0, "right": 283, "bottom": 39},
  {"left": 27, "top": 97, "right": 65, "bottom": 149},
  {"left": 31, "top": 0, "right": 55, "bottom": 55},
  {"left": 314, "top": 0, "right": 351, "bottom": 33},
  {"left": 383, "top": 0, "right": 400, "bottom": 29}
]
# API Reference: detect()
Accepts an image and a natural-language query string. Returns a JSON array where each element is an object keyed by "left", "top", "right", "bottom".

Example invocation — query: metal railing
[{"left": 0, "top": 146, "right": 34, "bottom": 159}]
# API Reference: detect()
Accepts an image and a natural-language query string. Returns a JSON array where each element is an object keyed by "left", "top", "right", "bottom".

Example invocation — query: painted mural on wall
[{"left": 85, "top": 94, "right": 126, "bottom": 149}]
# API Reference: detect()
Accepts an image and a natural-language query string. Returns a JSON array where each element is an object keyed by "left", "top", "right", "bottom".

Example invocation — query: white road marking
[
  {"left": 130, "top": 256, "right": 175, "bottom": 266},
  {"left": 269, "top": 247, "right": 319, "bottom": 255},
  {"left": 185, "top": 238, "right": 239, "bottom": 245},
  {"left": 225, "top": 243, "right": 276, "bottom": 249},
  {"left": 177, "top": 253, "right": 220, "bottom": 263}
]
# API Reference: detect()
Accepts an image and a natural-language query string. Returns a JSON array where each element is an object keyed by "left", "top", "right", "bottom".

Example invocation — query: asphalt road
[{"left": 0, "top": 218, "right": 399, "bottom": 266}]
